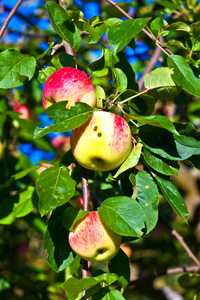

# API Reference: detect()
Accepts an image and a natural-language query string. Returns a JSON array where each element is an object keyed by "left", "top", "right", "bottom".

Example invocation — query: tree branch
[
  {"left": 129, "top": 265, "right": 199, "bottom": 286},
  {"left": 81, "top": 167, "right": 90, "bottom": 299},
  {"left": 0, "top": 0, "right": 24, "bottom": 39},
  {"left": 160, "top": 213, "right": 200, "bottom": 269},
  {"left": 138, "top": 37, "right": 164, "bottom": 92}
]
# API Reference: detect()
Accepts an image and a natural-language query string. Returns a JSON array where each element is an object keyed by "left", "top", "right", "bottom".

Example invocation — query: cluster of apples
[{"left": 42, "top": 67, "right": 132, "bottom": 262}]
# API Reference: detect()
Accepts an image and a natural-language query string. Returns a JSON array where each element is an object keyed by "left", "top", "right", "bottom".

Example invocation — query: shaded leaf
[
  {"left": 109, "top": 249, "right": 130, "bottom": 292},
  {"left": 139, "top": 125, "right": 193, "bottom": 161},
  {"left": 155, "top": 173, "right": 188, "bottom": 222},
  {"left": 143, "top": 148, "right": 180, "bottom": 175},
  {"left": 0, "top": 186, "right": 38, "bottom": 225},
  {"left": 44, "top": 206, "right": 75, "bottom": 272}
]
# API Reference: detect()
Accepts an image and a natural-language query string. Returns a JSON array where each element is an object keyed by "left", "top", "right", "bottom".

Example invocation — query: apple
[
  {"left": 14, "top": 105, "right": 30, "bottom": 120},
  {"left": 42, "top": 67, "right": 96, "bottom": 109},
  {"left": 70, "top": 111, "right": 132, "bottom": 171},
  {"left": 51, "top": 135, "right": 71, "bottom": 154},
  {"left": 68, "top": 211, "right": 121, "bottom": 262}
]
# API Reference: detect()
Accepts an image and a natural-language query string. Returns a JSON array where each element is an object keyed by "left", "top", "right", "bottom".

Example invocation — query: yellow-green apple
[
  {"left": 68, "top": 211, "right": 121, "bottom": 262},
  {"left": 42, "top": 67, "right": 96, "bottom": 109},
  {"left": 70, "top": 111, "right": 132, "bottom": 171}
]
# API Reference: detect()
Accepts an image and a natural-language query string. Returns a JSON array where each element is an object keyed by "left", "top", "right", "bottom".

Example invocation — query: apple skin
[
  {"left": 14, "top": 105, "right": 30, "bottom": 120},
  {"left": 68, "top": 211, "right": 122, "bottom": 262},
  {"left": 70, "top": 111, "right": 132, "bottom": 171},
  {"left": 42, "top": 67, "right": 96, "bottom": 109}
]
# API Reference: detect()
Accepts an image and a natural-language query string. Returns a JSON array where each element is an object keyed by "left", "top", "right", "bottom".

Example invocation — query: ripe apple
[
  {"left": 68, "top": 211, "right": 122, "bottom": 262},
  {"left": 14, "top": 105, "right": 30, "bottom": 120},
  {"left": 70, "top": 111, "right": 132, "bottom": 171},
  {"left": 42, "top": 67, "right": 96, "bottom": 109}
]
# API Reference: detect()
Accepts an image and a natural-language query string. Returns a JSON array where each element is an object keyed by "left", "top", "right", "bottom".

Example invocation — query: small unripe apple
[
  {"left": 69, "top": 211, "right": 121, "bottom": 262},
  {"left": 42, "top": 67, "right": 96, "bottom": 109},
  {"left": 70, "top": 111, "right": 132, "bottom": 171}
]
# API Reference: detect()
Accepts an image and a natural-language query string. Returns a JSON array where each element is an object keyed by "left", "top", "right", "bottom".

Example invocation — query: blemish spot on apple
[
  {"left": 49, "top": 78, "right": 53, "bottom": 83},
  {"left": 93, "top": 126, "right": 98, "bottom": 131},
  {"left": 145, "top": 185, "right": 150, "bottom": 189},
  {"left": 97, "top": 132, "right": 102, "bottom": 137}
]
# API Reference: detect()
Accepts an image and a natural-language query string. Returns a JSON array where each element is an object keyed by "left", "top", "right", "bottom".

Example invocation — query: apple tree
[{"left": 1, "top": 0, "right": 200, "bottom": 299}]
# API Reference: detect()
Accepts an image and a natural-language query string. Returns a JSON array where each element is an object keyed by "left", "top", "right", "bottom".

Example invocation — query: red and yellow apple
[
  {"left": 68, "top": 211, "right": 121, "bottom": 262},
  {"left": 14, "top": 105, "right": 30, "bottom": 120},
  {"left": 70, "top": 111, "right": 132, "bottom": 171},
  {"left": 42, "top": 67, "right": 96, "bottom": 109}
]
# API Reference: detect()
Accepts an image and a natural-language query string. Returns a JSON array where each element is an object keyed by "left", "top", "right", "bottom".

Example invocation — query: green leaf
[
  {"left": 108, "top": 18, "right": 150, "bottom": 55},
  {"left": 36, "top": 166, "right": 76, "bottom": 216},
  {"left": 139, "top": 125, "right": 193, "bottom": 161},
  {"left": 143, "top": 148, "right": 180, "bottom": 176},
  {"left": 143, "top": 67, "right": 182, "bottom": 99},
  {"left": 127, "top": 114, "right": 178, "bottom": 135},
  {"left": 88, "top": 54, "right": 109, "bottom": 77},
  {"left": 0, "top": 49, "right": 36, "bottom": 88},
  {"left": 96, "top": 85, "right": 106, "bottom": 108},
  {"left": 113, "top": 143, "right": 142, "bottom": 178},
  {"left": 0, "top": 186, "right": 38, "bottom": 225},
  {"left": 154, "top": 173, "right": 188, "bottom": 222},
  {"left": 98, "top": 289, "right": 126, "bottom": 300},
  {"left": 34, "top": 102, "right": 93, "bottom": 139},
  {"left": 98, "top": 196, "right": 145, "bottom": 237},
  {"left": 36, "top": 42, "right": 54, "bottom": 61},
  {"left": 167, "top": 55, "right": 200, "bottom": 97},
  {"left": 187, "top": 155, "right": 200, "bottom": 170},
  {"left": 136, "top": 170, "right": 159, "bottom": 234},
  {"left": 124, "top": 92, "right": 155, "bottom": 116},
  {"left": 46, "top": 1, "right": 81, "bottom": 52},
  {"left": 89, "top": 24, "right": 106, "bottom": 44},
  {"left": 38, "top": 66, "right": 56, "bottom": 84},
  {"left": 163, "top": 22, "right": 191, "bottom": 32},
  {"left": 61, "top": 206, "right": 89, "bottom": 230},
  {"left": 112, "top": 68, "right": 128, "bottom": 92},
  {"left": 63, "top": 273, "right": 122, "bottom": 300},
  {"left": 109, "top": 249, "right": 130, "bottom": 292},
  {"left": 44, "top": 206, "right": 75, "bottom": 272}
]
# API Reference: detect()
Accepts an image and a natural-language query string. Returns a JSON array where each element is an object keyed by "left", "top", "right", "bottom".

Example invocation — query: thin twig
[
  {"left": 138, "top": 38, "right": 164, "bottom": 92},
  {"left": 129, "top": 265, "right": 199, "bottom": 286},
  {"left": 160, "top": 213, "right": 200, "bottom": 269},
  {"left": 0, "top": 0, "right": 24, "bottom": 39}
]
